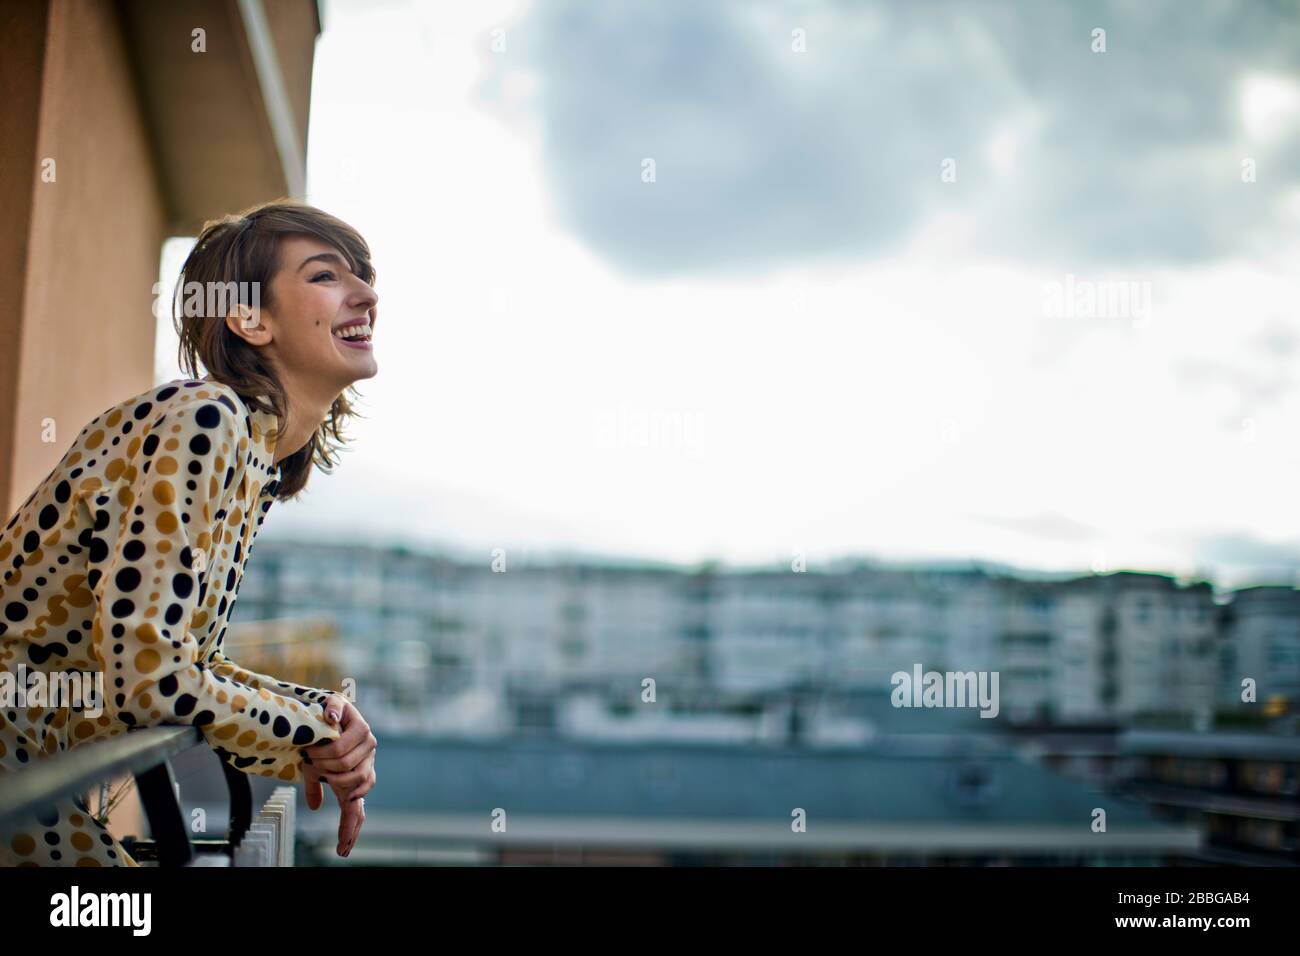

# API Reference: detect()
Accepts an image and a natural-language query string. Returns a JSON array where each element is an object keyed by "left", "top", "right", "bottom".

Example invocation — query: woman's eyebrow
[{"left": 298, "top": 251, "right": 350, "bottom": 272}]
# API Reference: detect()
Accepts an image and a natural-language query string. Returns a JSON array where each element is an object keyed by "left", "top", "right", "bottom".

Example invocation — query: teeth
[{"left": 333, "top": 323, "right": 371, "bottom": 340}]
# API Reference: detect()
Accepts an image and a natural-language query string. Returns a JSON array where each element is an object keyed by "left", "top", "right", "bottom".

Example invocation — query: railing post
[
  {"left": 221, "top": 757, "right": 254, "bottom": 846},
  {"left": 134, "top": 761, "right": 193, "bottom": 867}
]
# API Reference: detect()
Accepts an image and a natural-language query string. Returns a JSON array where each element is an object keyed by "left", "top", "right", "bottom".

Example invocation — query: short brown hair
[{"left": 172, "top": 199, "right": 375, "bottom": 500}]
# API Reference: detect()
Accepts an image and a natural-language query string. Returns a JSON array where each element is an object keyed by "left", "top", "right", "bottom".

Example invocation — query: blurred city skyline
[{"left": 154, "top": 0, "right": 1300, "bottom": 591}]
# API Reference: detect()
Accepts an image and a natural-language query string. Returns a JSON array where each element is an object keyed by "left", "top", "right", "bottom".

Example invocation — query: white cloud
[{"left": 175, "top": 0, "right": 1300, "bottom": 590}]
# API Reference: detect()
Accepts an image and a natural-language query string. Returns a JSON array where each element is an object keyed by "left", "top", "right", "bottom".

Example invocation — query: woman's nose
[{"left": 351, "top": 279, "right": 378, "bottom": 309}]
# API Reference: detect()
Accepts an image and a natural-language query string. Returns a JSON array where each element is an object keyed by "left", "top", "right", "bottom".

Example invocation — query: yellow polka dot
[
  {"left": 10, "top": 834, "right": 35, "bottom": 856},
  {"left": 135, "top": 649, "right": 161, "bottom": 673},
  {"left": 85, "top": 429, "right": 104, "bottom": 449},
  {"left": 105, "top": 458, "right": 125, "bottom": 481},
  {"left": 152, "top": 482, "right": 175, "bottom": 505},
  {"left": 71, "top": 832, "right": 93, "bottom": 851},
  {"left": 156, "top": 511, "right": 178, "bottom": 534}
]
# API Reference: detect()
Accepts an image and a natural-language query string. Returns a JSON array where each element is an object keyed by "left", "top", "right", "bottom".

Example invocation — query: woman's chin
[{"left": 345, "top": 358, "right": 379, "bottom": 383}]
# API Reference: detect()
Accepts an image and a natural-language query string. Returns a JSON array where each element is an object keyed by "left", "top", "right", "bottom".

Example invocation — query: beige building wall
[{"left": 8, "top": 0, "right": 166, "bottom": 519}]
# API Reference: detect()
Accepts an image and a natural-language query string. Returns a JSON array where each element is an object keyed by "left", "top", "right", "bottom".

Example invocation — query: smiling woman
[
  {"left": 173, "top": 201, "right": 380, "bottom": 501},
  {"left": 0, "top": 200, "right": 380, "bottom": 865}
]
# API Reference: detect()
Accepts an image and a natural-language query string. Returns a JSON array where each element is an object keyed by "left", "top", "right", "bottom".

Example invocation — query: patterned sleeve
[
  {"left": 87, "top": 392, "right": 339, "bottom": 784},
  {"left": 205, "top": 648, "right": 341, "bottom": 712}
]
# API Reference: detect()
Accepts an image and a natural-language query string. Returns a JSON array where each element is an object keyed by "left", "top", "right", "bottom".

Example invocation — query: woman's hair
[{"left": 172, "top": 199, "right": 375, "bottom": 501}]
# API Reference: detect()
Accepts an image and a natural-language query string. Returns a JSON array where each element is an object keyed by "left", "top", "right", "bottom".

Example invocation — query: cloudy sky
[{"left": 157, "top": 0, "right": 1300, "bottom": 589}]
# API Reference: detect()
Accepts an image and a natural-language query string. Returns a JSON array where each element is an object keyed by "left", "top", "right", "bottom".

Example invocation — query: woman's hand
[{"left": 301, "top": 694, "right": 377, "bottom": 857}]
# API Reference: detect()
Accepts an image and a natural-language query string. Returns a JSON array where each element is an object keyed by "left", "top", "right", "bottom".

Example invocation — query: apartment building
[{"left": 233, "top": 540, "right": 1268, "bottom": 729}]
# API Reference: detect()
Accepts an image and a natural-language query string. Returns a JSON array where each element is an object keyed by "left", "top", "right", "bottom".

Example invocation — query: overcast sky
[{"left": 157, "top": 0, "right": 1300, "bottom": 589}]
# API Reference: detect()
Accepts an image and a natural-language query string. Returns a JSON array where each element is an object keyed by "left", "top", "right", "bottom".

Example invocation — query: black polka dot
[
  {"left": 194, "top": 404, "right": 222, "bottom": 428},
  {"left": 114, "top": 568, "right": 141, "bottom": 592}
]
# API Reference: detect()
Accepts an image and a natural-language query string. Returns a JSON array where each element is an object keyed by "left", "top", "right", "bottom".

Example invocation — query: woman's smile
[{"left": 332, "top": 316, "right": 374, "bottom": 350}]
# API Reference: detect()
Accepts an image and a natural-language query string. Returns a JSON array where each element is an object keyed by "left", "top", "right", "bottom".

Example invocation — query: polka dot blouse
[{"left": 0, "top": 377, "right": 341, "bottom": 863}]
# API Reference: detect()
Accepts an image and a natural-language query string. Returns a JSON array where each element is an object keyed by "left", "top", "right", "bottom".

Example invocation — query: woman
[{"left": 0, "top": 201, "right": 379, "bottom": 865}]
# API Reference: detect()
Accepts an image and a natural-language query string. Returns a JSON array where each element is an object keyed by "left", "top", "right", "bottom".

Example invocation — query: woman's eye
[{"left": 311, "top": 270, "right": 335, "bottom": 282}]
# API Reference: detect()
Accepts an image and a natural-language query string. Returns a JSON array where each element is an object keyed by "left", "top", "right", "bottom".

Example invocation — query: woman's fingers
[
  {"left": 334, "top": 786, "right": 365, "bottom": 857},
  {"left": 303, "top": 701, "right": 375, "bottom": 771},
  {"left": 328, "top": 750, "right": 377, "bottom": 795},
  {"left": 323, "top": 693, "right": 347, "bottom": 725},
  {"left": 303, "top": 696, "right": 357, "bottom": 760},
  {"left": 303, "top": 763, "right": 326, "bottom": 811},
  {"left": 301, "top": 700, "right": 377, "bottom": 855},
  {"left": 305, "top": 728, "right": 377, "bottom": 775}
]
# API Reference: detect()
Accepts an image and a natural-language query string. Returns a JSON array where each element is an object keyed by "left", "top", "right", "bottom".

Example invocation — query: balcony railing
[{"left": 0, "top": 725, "right": 290, "bottom": 866}]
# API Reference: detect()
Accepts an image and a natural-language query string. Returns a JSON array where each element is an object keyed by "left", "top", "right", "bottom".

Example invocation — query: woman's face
[{"left": 260, "top": 234, "right": 379, "bottom": 392}]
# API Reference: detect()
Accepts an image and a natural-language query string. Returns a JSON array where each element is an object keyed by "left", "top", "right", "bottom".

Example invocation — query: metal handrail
[{"left": 0, "top": 725, "right": 254, "bottom": 866}]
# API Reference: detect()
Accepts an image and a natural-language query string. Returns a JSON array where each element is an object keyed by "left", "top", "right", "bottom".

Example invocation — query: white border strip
[{"left": 236, "top": 0, "right": 306, "bottom": 198}]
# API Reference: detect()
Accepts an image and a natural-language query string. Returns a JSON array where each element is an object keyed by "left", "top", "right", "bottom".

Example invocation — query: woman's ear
[{"left": 224, "top": 303, "right": 272, "bottom": 346}]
